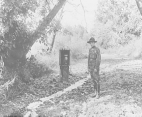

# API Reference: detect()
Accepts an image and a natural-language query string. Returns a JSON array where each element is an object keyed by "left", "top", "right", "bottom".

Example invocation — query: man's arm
[
  {"left": 95, "top": 48, "right": 101, "bottom": 70},
  {"left": 88, "top": 50, "right": 90, "bottom": 72}
]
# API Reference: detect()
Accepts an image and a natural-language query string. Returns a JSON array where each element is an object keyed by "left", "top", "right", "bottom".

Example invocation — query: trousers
[
  {"left": 90, "top": 69, "right": 100, "bottom": 94},
  {"left": 60, "top": 66, "right": 69, "bottom": 82}
]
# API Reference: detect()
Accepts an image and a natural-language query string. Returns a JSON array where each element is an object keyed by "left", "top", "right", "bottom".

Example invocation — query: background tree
[
  {"left": 0, "top": 0, "right": 66, "bottom": 95},
  {"left": 91, "top": 0, "right": 142, "bottom": 50},
  {"left": 135, "top": 0, "right": 142, "bottom": 15}
]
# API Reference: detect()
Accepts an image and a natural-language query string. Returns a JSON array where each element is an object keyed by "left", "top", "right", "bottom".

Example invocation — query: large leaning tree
[
  {"left": 0, "top": 0, "right": 66, "bottom": 83},
  {"left": 135, "top": 0, "right": 142, "bottom": 15}
]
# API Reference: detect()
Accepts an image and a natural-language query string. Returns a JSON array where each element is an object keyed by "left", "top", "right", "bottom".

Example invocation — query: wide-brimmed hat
[{"left": 87, "top": 37, "right": 97, "bottom": 43}]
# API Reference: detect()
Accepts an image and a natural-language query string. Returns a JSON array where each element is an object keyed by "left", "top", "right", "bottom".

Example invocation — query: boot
[
  {"left": 91, "top": 81, "right": 97, "bottom": 97},
  {"left": 95, "top": 83, "right": 100, "bottom": 99},
  {"left": 95, "top": 91, "right": 99, "bottom": 99},
  {"left": 93, "top": 89, "right": 97, "bottom": 96}
]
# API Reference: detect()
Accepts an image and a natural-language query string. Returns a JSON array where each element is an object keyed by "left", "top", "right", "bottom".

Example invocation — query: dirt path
[
  {"left": 3, "top": 54, "right": 142, "bottom": 117},
  {"left": 40, "top": 57, "right": 142, "bottom": 117},
  {"left": 22, "top": 54, "right": 142, "bottom": 117}
]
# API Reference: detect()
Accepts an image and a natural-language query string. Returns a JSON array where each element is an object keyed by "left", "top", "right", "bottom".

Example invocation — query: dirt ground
[{"left": 2, "top": 54, "right": 142, "bottom": 117}]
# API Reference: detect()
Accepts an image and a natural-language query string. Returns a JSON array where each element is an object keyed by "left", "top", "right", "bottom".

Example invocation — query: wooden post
[{"left": 59, "top": 49, "right": 70, "bottom": 82}]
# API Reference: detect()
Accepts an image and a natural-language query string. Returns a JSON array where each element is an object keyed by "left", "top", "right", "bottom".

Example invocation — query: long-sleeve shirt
[{"left": 88, "top": 46, "right": 101, "bottom": 72}]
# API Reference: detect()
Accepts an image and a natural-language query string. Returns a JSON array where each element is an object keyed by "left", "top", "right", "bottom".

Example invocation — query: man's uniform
[{"left": 88, "top": 45, "right": 101, "bottom": 97}]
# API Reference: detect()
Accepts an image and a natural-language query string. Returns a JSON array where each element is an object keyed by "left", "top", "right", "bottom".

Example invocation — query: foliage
[
  {"left": 27, "top": 55, "right": 51, "bottom": 78},
  {"left": 52, "top": 26, "right": 89, "bottom": 61},
  {"left": 0, "top": 0, "right": 66, "bottom": 71},
  {"left": 24, "top": 59, "right": 142, "bottom": 117},
  {"left": 30, "top": 24, "right": 89, "bottom": 68},
  {"left": 0, "top": 0, "right": 47, "bottom": 69},
  {"left": 0, "top": 0, "right": 67, "bottom": 106},
  {"left": 92, "top": 0, "right": 142, "bottom": 50}
]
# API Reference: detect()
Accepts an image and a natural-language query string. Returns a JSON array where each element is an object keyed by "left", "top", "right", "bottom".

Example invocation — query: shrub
[
  {"left": 54, "top": 34, "right": 88, "bottom": 61},
  {"left": 27, "top": 55, "right": 52, "bottom": 79}
]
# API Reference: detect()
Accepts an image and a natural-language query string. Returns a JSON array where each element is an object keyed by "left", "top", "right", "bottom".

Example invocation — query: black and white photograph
[{"left": 0, "top": 0, "right": 142, "bottom": 116}]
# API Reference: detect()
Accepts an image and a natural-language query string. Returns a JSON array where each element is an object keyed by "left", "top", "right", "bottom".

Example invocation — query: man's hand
[
  {"left": 87, "top": 68, "right": 91, "bottom": 73},
  {"left": 85, "top": 71, "right": 89, "bottom": 74},
  {"left": 86, "top": 68, "right": 91, "bottom": 75},
  {"left": 94, "top": 69, "right": 97, "bottom": 72}
]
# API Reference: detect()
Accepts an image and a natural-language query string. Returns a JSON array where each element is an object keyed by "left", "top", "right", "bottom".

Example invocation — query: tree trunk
[
  {"left": 1, "top": 0, "right": 67, "bottom": 99},
  {"left": 135, "top": 0, "right": 142, "bottom": 16},
  {"left": 29, "top": 0, "right": 66, "bottom": 48},
  {"left": 3, "top": 0, "right": 66, "bottom": 70},
  {"left": 50, "top": 30, "right": 57, "bottom": 52}
]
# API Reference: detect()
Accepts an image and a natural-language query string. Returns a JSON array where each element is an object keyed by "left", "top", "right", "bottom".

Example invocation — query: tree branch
[
  {"left": 29, "top": 0, "right": 67, "bottom": 47},
  {"left": 80, "top": 0, "right": 88, "bottom": 30},
  {"left": 67, "top": 1, "right": 80, "bottom": 7},
  {"left": 135, "top": 0, "right": 142, "bottom": 16}
]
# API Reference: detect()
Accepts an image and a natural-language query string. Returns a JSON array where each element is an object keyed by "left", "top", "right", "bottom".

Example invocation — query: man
[{"left": 87, "top": 37, "right": 101, "bottom": 98}]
